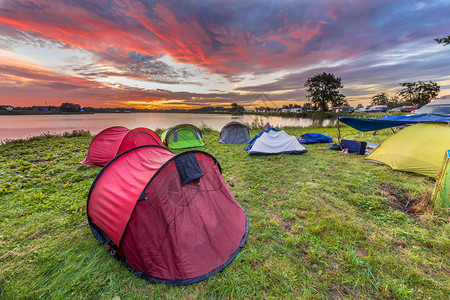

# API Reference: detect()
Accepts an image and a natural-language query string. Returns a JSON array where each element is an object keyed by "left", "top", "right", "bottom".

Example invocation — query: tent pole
[{"left": 337, "top": 120, "right": 341, "bottom": 144}]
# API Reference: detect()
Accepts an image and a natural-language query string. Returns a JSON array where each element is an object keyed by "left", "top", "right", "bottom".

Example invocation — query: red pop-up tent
[
  {"left": 81, "top": 126, "right": 164, "bottom": 167},
  {"left": 87, "top": 145, "right": 248, "bottom": 285}
]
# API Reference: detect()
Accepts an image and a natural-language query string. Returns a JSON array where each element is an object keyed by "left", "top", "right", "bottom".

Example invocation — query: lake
[{"left": 0, "top": 113, "right": 337, "bottom": 141}]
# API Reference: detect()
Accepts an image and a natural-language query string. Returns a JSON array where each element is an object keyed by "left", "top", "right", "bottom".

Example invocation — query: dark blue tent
[
  {"left": 299, "top": 133, "right": 333, "bottom": 144},
  {"left": 338, "top": 114, "right": 450, "bottom": 132}
]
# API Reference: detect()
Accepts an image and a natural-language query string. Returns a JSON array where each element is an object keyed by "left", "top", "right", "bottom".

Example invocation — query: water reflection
[{"left": 0, "top": 113, "right": 337, "bottom": 141}]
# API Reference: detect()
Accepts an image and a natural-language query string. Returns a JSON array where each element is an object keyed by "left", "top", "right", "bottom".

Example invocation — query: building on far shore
[
  {"left": 0, "top": 105, "right": 13, "bottom": 111},
  {"left": 331, "top": 106, "right": 354, "bottom": 113},
  {"left": 281, "top": 108, "right": 303, "bottom": 113},
  {"left": 32, "top": 106, "right": 59, "bottom": 112}
]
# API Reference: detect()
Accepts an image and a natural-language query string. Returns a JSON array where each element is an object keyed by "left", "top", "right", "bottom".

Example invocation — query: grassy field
[{"left": 0, "top": 125, "right": 448, "bottom": 299}]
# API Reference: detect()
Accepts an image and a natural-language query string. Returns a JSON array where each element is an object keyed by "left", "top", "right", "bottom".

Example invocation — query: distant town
[
  {"left": 0, "top": 102, "right": 351, "bottom": 115},
  {"left": 0, "top": 101, "right": 416, "bottom": 116}
]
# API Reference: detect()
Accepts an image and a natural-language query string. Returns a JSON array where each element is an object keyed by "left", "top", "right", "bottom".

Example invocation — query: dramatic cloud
[
  {"left": 0, "top": 55, "right": 257, "bottom": 108},
  {"left": 0, "top": 0, "right": 449, "bottom": 108}
]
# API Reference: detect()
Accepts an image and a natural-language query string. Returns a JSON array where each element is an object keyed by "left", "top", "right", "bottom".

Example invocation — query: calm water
[{"left": 0, "top": 113, "right": 336, "bottom": 141}]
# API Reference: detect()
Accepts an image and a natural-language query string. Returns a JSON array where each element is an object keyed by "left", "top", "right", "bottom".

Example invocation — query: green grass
[{"left": 0, "top": 126, "right": 449, "bottom": 299}]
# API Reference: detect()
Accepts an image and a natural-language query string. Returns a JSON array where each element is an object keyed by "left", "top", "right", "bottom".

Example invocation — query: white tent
[{"left": 247, "top": 130, "right": 307, "bottom": 155}]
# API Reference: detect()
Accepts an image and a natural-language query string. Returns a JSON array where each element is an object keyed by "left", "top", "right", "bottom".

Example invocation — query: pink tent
[
  {"left": 81, "top": 126, "right": 164, "bottom": 167},
  {"left": 87, "top": 145, "right": 248, "bottom": 284}
]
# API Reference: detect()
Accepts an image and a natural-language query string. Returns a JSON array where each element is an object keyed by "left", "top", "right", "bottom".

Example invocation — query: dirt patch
[
  {"left": 0, "top": 247, "right": 39, "bottom": 260},
  {"left": 355, "top": 248, "right": 369, "bottom": 258},
  {"left": 296, "top": 243, "right": 310, "bottom": 256},
  {"left": 30, "top": 159, "right": 52, "bottom": 164},
  {"left": 270, "top": 213, "right": 294, "bottom": 233},
  {"left": 295, "top": 209, "right": 307, "bottom": 218},
  {"left": 328, "top": 283, "right": 361, "bottom": 299},
  {"left": 267, "top": 157, "right": 281, "bottom": 162},
  {"left": 379, "top": 182, "right": 445, "bottom": 227},
  {"left": 280, "top": 220, "right": 293, "bottom": 231},
  {"left": 26, "top": 231, "right": 39, "bottom": 240},
  {"left": 377, "top": 181, "right": 414, "bottom": 214},
  {"left": 226, "top": 176, "right": 241, "bottom": 187},
  {"left": 270, "top": 213, "right": 281, "bottom": 223}
]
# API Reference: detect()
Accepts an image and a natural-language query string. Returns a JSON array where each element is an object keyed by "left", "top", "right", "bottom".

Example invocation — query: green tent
[
  {"left": 366, "top": 123, "right": 450, "bottom": 177},
  {"left": 160, "top": 124, "right": 204, "bottom": 149},
  {"left": 431, "top": 150, "right": 450, "bottom": 208}
]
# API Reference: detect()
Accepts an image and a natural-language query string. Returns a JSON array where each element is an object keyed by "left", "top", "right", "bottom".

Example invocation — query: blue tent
[
  {"left": 338, "top": 114, "right": 450, "bottom": 132},
  {"left": 299, "top": 133, "right": 333, "bottom": 144},
  {"left": 247, "top": 123, "right": 279, "bottom": 145}
]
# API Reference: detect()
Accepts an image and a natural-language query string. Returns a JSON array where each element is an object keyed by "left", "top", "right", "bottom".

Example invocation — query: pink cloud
[{"left": 0, "top": 0, "right": 341, "bottom": 74}]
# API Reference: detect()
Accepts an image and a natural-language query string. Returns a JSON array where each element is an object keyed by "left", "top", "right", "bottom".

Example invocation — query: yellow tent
[{"left": 366, "top": 123, "right": 450, "bottom": 177}]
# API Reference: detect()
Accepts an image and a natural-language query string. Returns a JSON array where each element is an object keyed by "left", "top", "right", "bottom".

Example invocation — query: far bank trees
[
  {"left": 60, "top": 102, "right": 81, "bottom": 112},
  {"left": 370, "top": 81, "right": 440, "bottom": 108},
  {"left": 398, "top": 81, "right": 440, "bottom": 106},
  {"left": 230, "top": 102, "right": 245, "bottom": 114},
  {"left": 302, "top": 102, "right": 312, "bottom": 111},
  {"left": 304, "top": 72, "right": 348, "bottom": 111},
  {"left": 370, "top": 92, "right": 400, "bottom": 109}
]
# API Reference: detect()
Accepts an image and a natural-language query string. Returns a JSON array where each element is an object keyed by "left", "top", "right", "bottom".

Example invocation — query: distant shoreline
[
  {"left": 0, "top": 110, "right": 350, "bottom": 119},
  {"left": 0, "top": 111, "right": 95, "bottom": 115}
]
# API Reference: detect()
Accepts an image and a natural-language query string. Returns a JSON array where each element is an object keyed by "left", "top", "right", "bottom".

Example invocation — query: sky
[{"left": 1, "top": 0, "right": 449, "bottom": 109}]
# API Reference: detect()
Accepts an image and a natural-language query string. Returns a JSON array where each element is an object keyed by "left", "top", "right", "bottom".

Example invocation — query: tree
[
  {"left": 389, "top": 95, "right": 401, "bottom": 108},
  {"left": 435, "top": 36, "right": 450, "bottom": 46},
  {"left": 398, "top": 82, "right": 415, "bottom": 105},
  {"left": 355, "top": 104, "right": 364, "bottom": 110},
  {"left": 230, "top": 102, "right": 245, "bottom": 114},
  {"left": 302, "top": 102, "right": 312, "bottom": 111},
  {"left": 60, "top": 102, "right": 81, "bottom": 112},
  {"left": 331, "top": 94, "right": 349, "bottom": 107},
  {"left": 370, "top": 92, "right": 401, "bottom": 109},
  {"left": 304, "top": 72, "right": 347, "bottom": 111},
  {"left": 82, "top": 106, "right": 95, "bottom": 113},
  {"left": 371, "top": 92, "right": 390, "bottom": 106},
  {"left": 398, "top": 81, "right": 440, "bottom": 105}
]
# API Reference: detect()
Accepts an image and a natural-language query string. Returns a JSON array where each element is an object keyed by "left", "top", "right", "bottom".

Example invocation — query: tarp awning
[{"left": 338, "top": 114, "right": 450, "bottom": 132}]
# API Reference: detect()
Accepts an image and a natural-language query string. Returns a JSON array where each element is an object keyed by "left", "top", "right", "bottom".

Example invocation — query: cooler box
[{"left": 340, "top": 139, "right": 367, "bottom": 155}]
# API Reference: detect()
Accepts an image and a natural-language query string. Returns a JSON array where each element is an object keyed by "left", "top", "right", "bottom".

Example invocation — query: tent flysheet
[{"left": 338, "top": 114, "right": 450, "bottom": 132}]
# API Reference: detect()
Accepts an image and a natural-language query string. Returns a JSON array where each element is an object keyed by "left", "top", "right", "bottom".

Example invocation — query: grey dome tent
[{"left": 219, "top": 122, "right": 250, "bottom": 144}]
